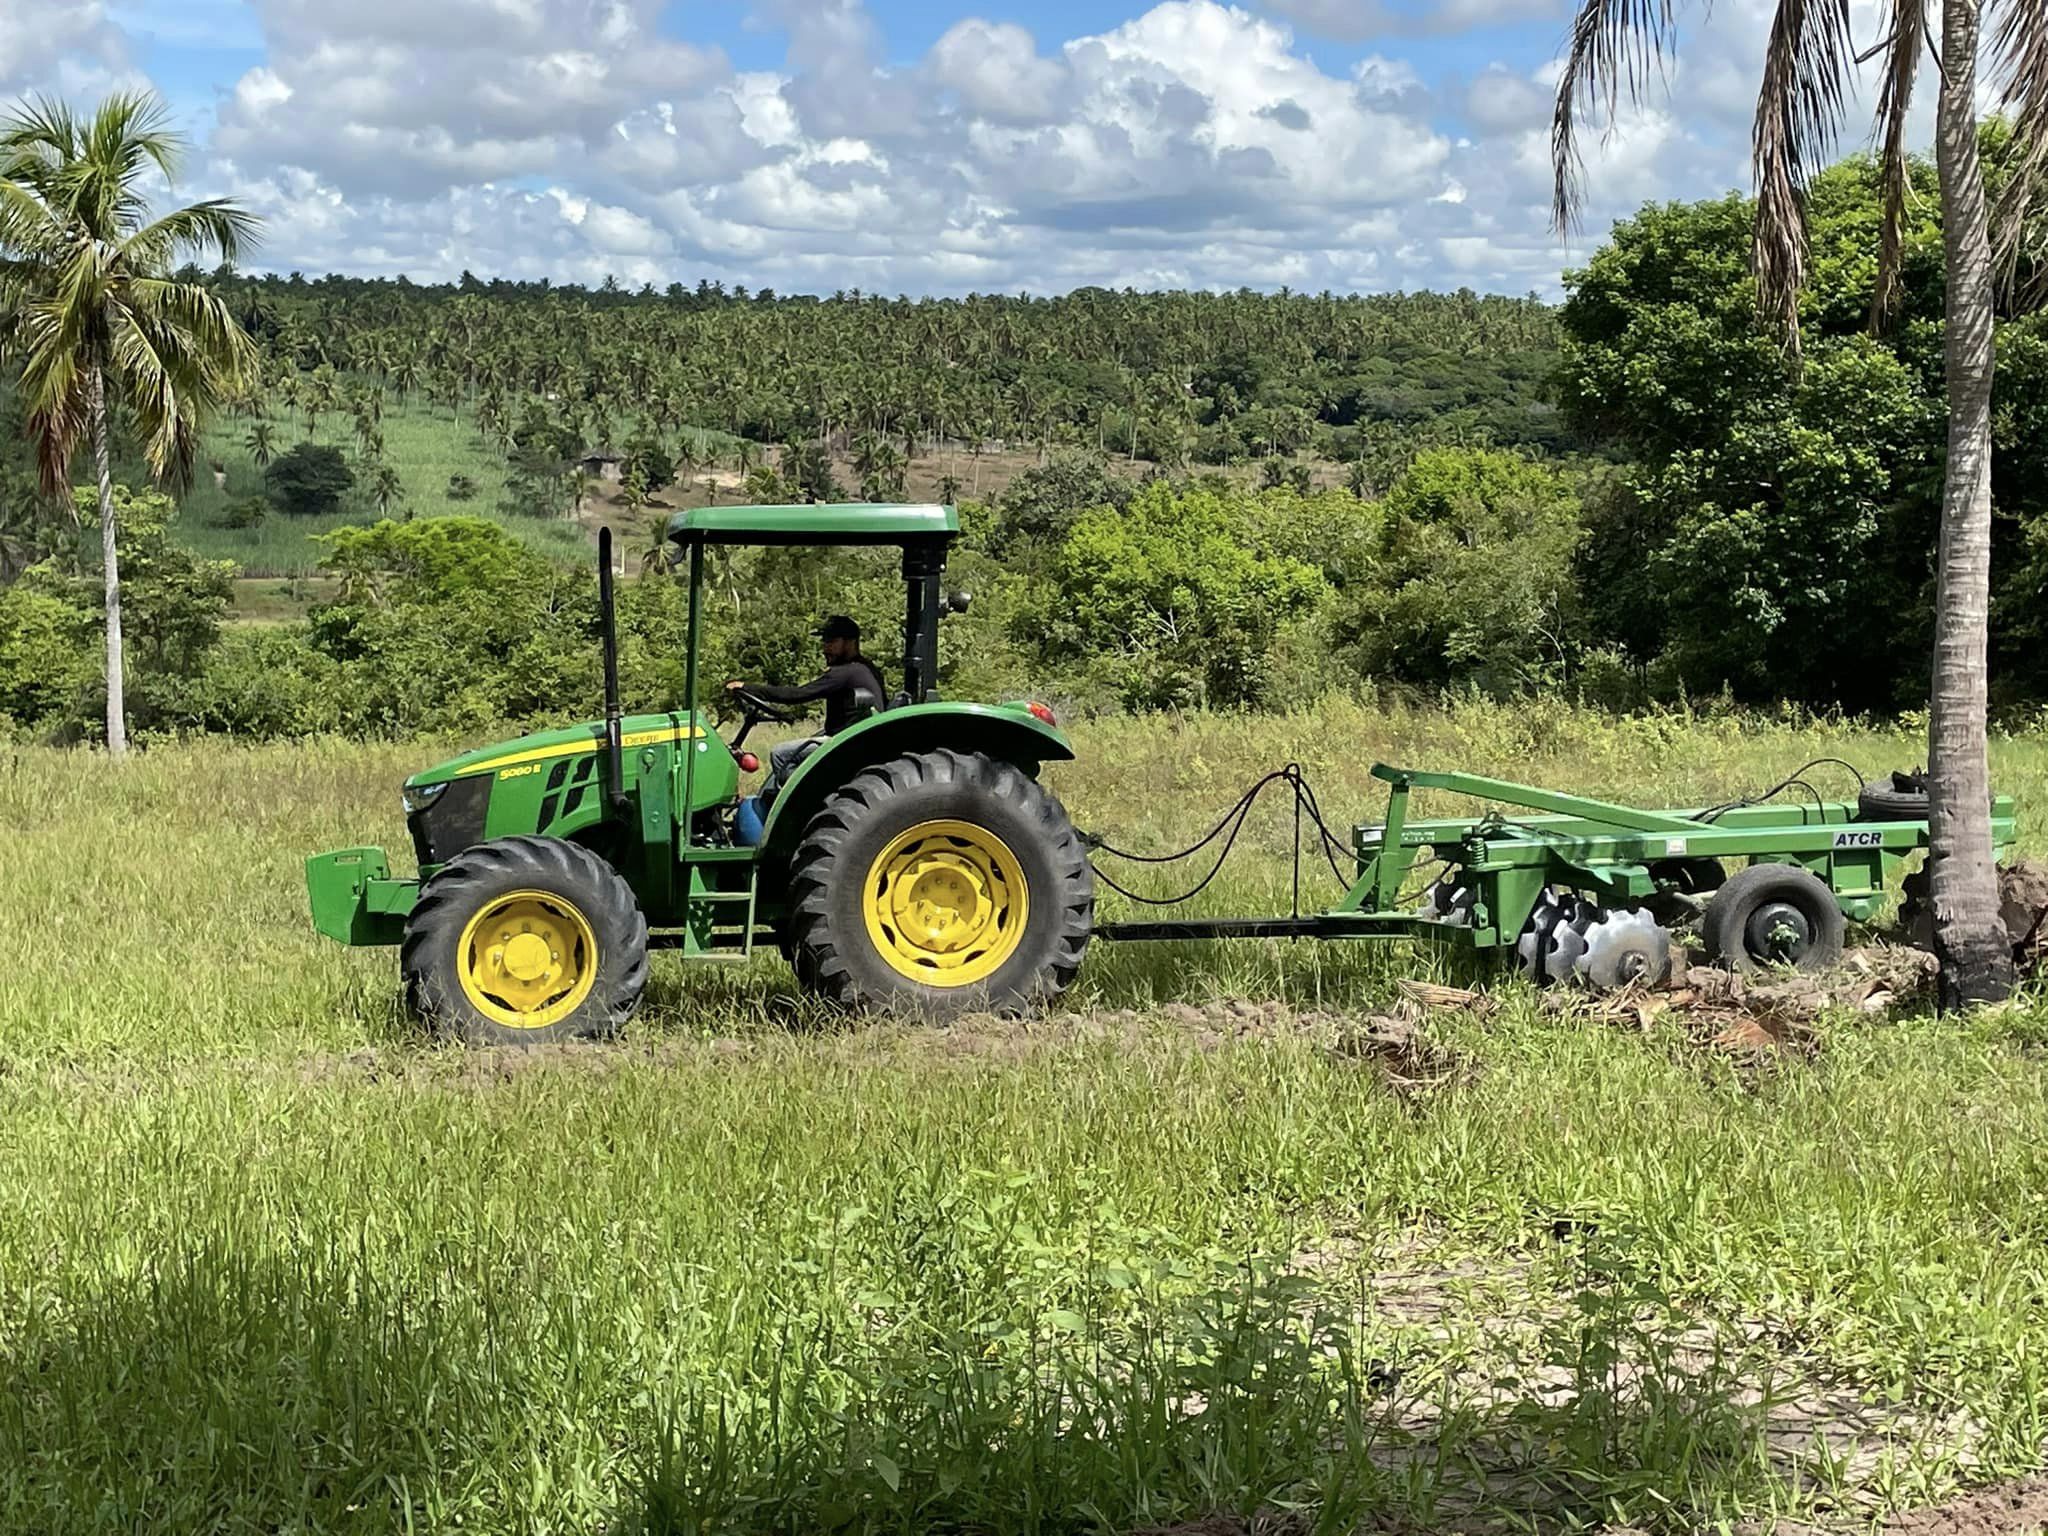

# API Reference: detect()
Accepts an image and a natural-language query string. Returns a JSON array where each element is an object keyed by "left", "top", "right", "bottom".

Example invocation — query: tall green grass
[{"left": 5, "top": 698, "right": 2048, "bottom": 1533}]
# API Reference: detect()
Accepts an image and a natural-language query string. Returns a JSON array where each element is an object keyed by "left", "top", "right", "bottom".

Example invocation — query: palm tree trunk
[
  {"left": 90, "top": 365, "right": 127, "bottom": 758},
  {"left": 1927, "top": 0, "right": 2013, "bottom": 1006}
]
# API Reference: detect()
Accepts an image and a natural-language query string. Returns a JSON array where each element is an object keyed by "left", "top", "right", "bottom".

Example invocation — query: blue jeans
[{"left": 760, "top": 736, "right": 822, "bottom": 805}]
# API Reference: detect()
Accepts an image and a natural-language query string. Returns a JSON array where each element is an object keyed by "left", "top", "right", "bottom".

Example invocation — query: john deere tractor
[{"left": 306, "top": 505, "right": 1094, "bottom": 1043}]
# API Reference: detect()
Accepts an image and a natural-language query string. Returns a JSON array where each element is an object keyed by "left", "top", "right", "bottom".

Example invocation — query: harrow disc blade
[
  {"left": 1545, "top": 899, "right": 1596, "bottom": 981},
  {"left": 1514, "top": 888, "right": 1567, "bottom": 982},
  {"left": 1574, "top": 908, "right": 1674, "bottom": 992}
]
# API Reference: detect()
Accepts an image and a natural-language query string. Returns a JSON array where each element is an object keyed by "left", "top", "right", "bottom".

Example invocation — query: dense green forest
[{"left": 4, "top": 147, "right": 2048, "bottom": 743}]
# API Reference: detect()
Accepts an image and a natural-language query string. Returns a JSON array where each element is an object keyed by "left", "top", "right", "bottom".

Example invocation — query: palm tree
[
  {"left": 1550, "top": 0, "right": 2042, "bottom": 1004},
  {"left": 639, "top": 512, "right": 677, "bottom": 574},
  {"left": 244, "top": 420, "right": 276, "bottom": 470},
  {"left": 368, "top": 463, "right": 403, "bottom": 520},
  {"left": 0, "top": 92, "right": 257, "bottom": 756}
]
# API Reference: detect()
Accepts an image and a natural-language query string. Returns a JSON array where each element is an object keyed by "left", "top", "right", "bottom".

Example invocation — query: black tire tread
[
  {"left": 401, "top": 834, "right": 649, "bottom": 1044},
  {"left": 1858, "top": 779, "right": 1931, "bottom": 822},
  {"left": 785, "top": 749, "right": 1092, "bottom": 1016},
  {"left": 1702, "top": 861, "right": 1846, "bottom": 974}
]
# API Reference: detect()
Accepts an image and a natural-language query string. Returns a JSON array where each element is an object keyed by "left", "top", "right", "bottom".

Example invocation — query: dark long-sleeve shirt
[{"left": 752, "top": 658, "right": 888, "bottom": 734}]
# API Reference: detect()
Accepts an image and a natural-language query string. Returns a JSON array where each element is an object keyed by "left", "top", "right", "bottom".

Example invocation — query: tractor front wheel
[
  {"left": 402, "top": 835, "right": 649, "bottom": 1045},
  {"left": 785, "top": 750, "right": 1093, "bottom": 1017}
]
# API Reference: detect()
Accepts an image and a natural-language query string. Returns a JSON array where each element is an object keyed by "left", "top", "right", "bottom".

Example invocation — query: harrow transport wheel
[
  {"left": 402, "top": 835, "right": 649, "bottom": 1045},
  {"left": 786, "top": 750, "right": 1093, "bottom": 1017},
  {"left": 1857, "top": 771, "right": 1931, "bottom": 822},
  {"left": 1703, "top": 863, "right": 1845, "bottom": 974}
]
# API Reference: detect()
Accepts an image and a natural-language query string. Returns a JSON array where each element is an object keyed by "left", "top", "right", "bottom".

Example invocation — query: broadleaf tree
[{"left": 1552, "top": 0, "right": 2048, "bottom": 1005}]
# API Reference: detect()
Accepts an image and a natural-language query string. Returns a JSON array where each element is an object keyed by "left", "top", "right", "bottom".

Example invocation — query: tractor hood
[{"left": 404, "top": 713, "right": 700, "bottom": 792}]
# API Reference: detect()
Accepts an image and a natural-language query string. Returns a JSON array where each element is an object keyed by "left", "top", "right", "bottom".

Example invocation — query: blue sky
[{"left": 2, "top": 0, "right": 1894, "bottom": 296}]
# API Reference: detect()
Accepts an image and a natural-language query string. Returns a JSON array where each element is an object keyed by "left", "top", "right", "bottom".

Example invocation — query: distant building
[{"left": 577, "top": 449, "right": 625, "bottom": 483}]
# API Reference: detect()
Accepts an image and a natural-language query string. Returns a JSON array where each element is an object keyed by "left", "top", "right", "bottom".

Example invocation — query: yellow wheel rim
[
  {"left": 863, "top": 819, "right": 1030, "bottom": 988},
  {"left": 456, "top": 890, "right": 600, "bottom": 1029}
]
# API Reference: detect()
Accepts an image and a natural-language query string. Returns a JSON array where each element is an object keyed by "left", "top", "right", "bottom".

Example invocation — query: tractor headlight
[{"left": 402, "top": 780, "right": 450, "bottom": 815}]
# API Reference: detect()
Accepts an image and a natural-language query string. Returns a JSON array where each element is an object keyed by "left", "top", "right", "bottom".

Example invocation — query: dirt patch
[
  {"left": 1273, "top": 1231, "right": 1994, "bottom": 1529},
  {"left": 899, "top": 995, "right": 1469, "bottom": 1082},
  {"left": 1134, "top": 1474, "right": 2048, "bottom": 1536},
  {"left": 1393, "top": 943, "right": 1951, "bottom": 1057},
  {"left": 1749, "top": 1473, "right": 2048, "bottom": 1535},
  {"left": 2001, "top": 863, "right": 2048, "bottom": 971},
  {"left": 1901, "top": 861, "right": 2048, "bottom": 972},
  {"left": 1631, "top": 945, "right": 1935, "bottom": 1056},
  {"left": 1882, "top": 1475, "right": 2048, "bottom": 1535},
  {"left": 1130, "top": 1518, "right": 1306, "bottom": 1536}
]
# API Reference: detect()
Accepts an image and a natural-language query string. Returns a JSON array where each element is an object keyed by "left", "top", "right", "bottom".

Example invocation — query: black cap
[{"left": 817, "top": 614, "right": 861, "bottom": 642}]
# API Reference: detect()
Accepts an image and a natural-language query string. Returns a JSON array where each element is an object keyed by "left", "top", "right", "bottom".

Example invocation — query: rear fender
[{"left": 757, "top": 703, "right": 1074, "bottom": 868}]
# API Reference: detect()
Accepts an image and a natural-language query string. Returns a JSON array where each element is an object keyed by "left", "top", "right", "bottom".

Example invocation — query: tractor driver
[{"left": 726, "top": 615, "right": 887, "bottom": 805}]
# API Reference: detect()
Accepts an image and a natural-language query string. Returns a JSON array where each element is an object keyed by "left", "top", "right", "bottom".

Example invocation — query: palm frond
[
  {"left": 0, "top": 95, "right": 81, "bottom": 166},
  {"left": 108, "top": 304, "right": 203, "bottom": 489},
  {"left": 84, "top": 91, "right": 180, "bottom": 185},
  {"left": 125, "top": 276, "right": 260, "bottom": 388},
  {"left": 1751, "top": 0, "right": 1856, "bottom": 353},
  {"left": 1990, "top": 0, "right": 2048, "bottom": 299},
  {"left": 0, "top": 177, "right": 66, "bottom": 259},
  {"left": 124, "top": 200, "right": 261, "bottom": 270},
  {"left": 17, "top": 299, "right": 89, "bottom": 495},
  {"left": 1551, "top": 0, "right": 1686, "bottom": 234},
  {"left": 1867, "top": 0, "right": 1926, "bottom": 330}
]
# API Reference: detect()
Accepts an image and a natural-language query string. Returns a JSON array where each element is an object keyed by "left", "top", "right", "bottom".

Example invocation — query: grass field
[
  {"left": 173, "top": 398, "right": 590, "bottom": 577},
  {"left": 7, "top": 698, "right": 2048, "bottom": 1534},
  {"left": 164, "top": 390, "right": 1362, "bottom": 593}
]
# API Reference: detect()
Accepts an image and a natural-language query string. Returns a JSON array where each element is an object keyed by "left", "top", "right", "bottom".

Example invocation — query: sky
[{"left": 0, "top": 0, "right": 1926, "bottom": 299}]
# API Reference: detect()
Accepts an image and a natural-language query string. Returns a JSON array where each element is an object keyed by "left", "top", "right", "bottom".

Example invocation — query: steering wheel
[{"left": 730, "top": 688, "right": 795, "bottom": 725}]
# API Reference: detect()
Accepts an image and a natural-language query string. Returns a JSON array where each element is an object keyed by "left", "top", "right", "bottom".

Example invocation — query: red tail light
[
  {"left": 738, "top": 751, "right": 761, "bottom": 773},
  {"left": 1027, "top": 701, "right": 1057, "bottom": 726}
]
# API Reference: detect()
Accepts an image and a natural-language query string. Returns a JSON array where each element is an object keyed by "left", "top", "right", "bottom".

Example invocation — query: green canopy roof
[{"left": 664, "top": 503, "right": 959, "bottom": 547}]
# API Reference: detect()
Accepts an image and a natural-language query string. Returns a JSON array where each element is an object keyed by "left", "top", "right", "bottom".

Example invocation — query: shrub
[
  {"left": 265, "top": 444, "right": 354, "bottom": 516},
  {"left": 0, "top": 580, "right": 95, "bottom": 728},
  {"left": 1025, "top": 480, "right": 1330, "bottom": 711},
  {"left": 991, "top": 452, "right": 1131, "bottom": 557},
  {"left": 1337, "top": 448, "right": 1585, "bottom": 695},
  {"left": 625, "top": 436, "right": 676, "bottom": 493},
  {"left": 220, "top": 495, "right": 270, "bottom": 529},
  {"left": 446, "top": 474, "right": 480, "bottom": 503}
]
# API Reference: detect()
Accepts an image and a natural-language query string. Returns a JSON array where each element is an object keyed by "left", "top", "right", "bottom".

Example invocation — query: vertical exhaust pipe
[{"left": 598, "top": 526, "right": 627, "bottom": 816}]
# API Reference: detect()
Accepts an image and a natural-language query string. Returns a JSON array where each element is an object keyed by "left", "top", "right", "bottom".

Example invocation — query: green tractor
[{"left": 306, "top": 505, "right": 1094, "bottom": 1043}]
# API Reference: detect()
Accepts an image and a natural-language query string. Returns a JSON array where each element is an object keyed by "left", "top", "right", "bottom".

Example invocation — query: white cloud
[
  {"left": 212, "top": 0, "right": 725, "bottom": 196},
  {"left": 927, "top": 19, "right": 1069, "bottom": 125},
  {"left": 1260, "top": 0, "right": 1565, "bottom": 40},
  {"left": 0, "top": 0, "right": 1955, "bottom": 299},
  {"left": 0, "top": 0, "right": 142, "bottom": 98}
]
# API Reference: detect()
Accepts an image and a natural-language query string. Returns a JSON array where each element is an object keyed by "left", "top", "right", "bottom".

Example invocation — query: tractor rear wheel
[
  {"left": 402, "top": 835, "right": 649, "bottom": 1045},
  {"left": 785, "top": 750, "right": 1093, "bottom": 1017}
]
